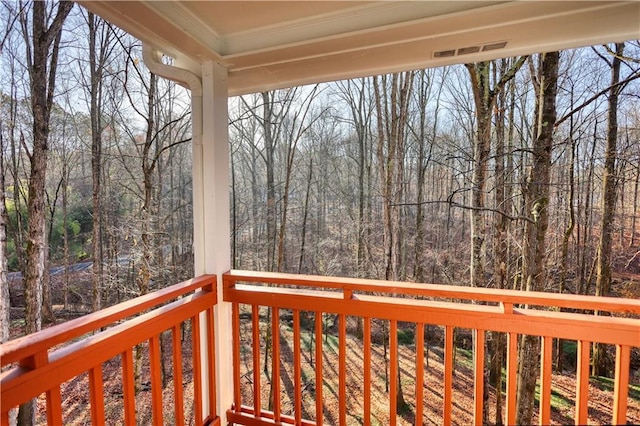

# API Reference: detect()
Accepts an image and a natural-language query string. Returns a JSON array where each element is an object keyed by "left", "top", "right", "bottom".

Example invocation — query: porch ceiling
[{"left": 79, "top": 1, "right": 639, "bottom": 96}]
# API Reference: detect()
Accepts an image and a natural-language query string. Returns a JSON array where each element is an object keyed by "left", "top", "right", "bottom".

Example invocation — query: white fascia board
[
  {"left": 221, "top": 1, "right": 503, "bottom": 56},
  {"left": 146, "top": 1, "right": 223, "bottom": 54},
  {"left": 78, "top": 1, "right": 223, "bottom": 63},
  {"left": 226, "top": 1, "right": 640, "bottom": 96}
]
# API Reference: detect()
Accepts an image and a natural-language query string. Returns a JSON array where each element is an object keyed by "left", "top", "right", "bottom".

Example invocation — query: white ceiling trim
[
  {"left": 220, "top": 1, "right": 503, "bottom": 56},
  {"left": 78, "top": 1, "right": 640, "bottom": 96},
  {"left": 146, "top": 2, "right": 223, "bottom": 54},
  {"left": 225, "top": 3, "right": 639, "bottom": 96},
  {"left": 224, "top": 1, "right": 629, "bottom": 72}
]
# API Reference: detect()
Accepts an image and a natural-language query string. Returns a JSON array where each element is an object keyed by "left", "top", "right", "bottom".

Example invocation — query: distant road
[{"left": 7, "top": 259, "right": 131, "bottom": 281}]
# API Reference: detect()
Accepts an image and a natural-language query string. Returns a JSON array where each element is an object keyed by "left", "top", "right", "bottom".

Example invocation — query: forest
[{"left": 1, "top": 2, "right": 639, "bottom": 425}]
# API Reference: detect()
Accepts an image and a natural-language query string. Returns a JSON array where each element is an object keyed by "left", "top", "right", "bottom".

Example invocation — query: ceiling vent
[
  {"left": 433, "top": 49, "right": 456, "bottom": 58},
  {"left": 482, "top": 41, "right": 508, "bottom": 51},
  {"left": 433, "top": 41, "right": 507, "bottom": 59},
  {"left": 457, "top": 46, "right": 481, "bottom": 55}
]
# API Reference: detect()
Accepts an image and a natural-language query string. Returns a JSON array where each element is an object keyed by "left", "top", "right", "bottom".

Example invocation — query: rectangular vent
[
  {"left": 457, "top": 46, "right": 481, "bottom": 55},
  {"left": 433, "top": 41, "right": 508, "bottom": 59},
  {"left": 483, "top": 41, "right": 508, "bottom": 51},
  {"left": 434, "top": 49, "right": 456, "bottom": 58}
]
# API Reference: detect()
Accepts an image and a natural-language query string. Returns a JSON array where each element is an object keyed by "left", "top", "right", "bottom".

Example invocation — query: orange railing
[
  {"left": 2, "top": 270, "right": 638, "bottom": 425},
  {"left": 224, "top": 270, "right": 640, "bottom": 426},
  {"left": 1, "top": 275, "right": 219, "bottom": 426}
]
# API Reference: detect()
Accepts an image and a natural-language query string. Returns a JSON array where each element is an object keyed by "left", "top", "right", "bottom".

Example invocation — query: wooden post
[{"left": 196, "top": 61, "right": 232, "bottom": 422}]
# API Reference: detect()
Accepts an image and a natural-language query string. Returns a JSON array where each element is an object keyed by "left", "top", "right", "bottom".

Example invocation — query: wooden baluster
[
  {"left": 294, "top": 310, "right": 302, "bottom": 424},
  {"left": 315, "top": 311, "right": 323, "bottom": 425},
  {"left": 193, "top": 315, "right": 203, "bottom": 426},
  {"left": 122, "top": 349, "right": 136, "bottom": 424},
  {"left": 575, "top": 340, "right": 590, "bottom": 425},
  {"left": 150, "top": 335, "right": 163, "bottom": 425},
  {"left": 390, "top": 320, "right": 398, "bottom": 426},
  {"left": 206, "top": 307, "right": 217, "bottom": 418},
  {"left": 272, "top": 307, "right": 281, "bottom": 422},
  {"left": 363, "top": 317, "right": 371, "bottom": 426},
  {"left": 539, "top": 335, "right": 552, "bottom": 425},
  {"left": 613, "top": 344, "right": 630, "bottom": 425},
  {"left": 172, "top": 325, "right": 185, "bottom": 425},
  {"left": 46, "top": 386, "right": 63, "bottom": 425},
  {"left": 443, "top": 326, "right": 453, "bottom": 426},
  {"left": 232, "top": 302, "right": 241, "bottom": 412},
  {"left": 339, "top": 313, "right": 347, "bottom": 425},
  {"left": 251, "top": 305, "right": 261, "bottom": 417},
  {"left": 474, "top": 329, "right": 485, "bottom": 425},
  {"left": 89, "top": 364, "right": 105, "bottom": 424},
  {"left": 505, "top": 332, "right": 517, "bottom": 426},
  {"left": 415, "top": 323, "right": 425, "bottom": 426}
]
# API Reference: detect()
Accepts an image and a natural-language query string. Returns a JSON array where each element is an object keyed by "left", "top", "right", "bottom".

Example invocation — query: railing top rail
[
  {"left": 1, "top": 290, "right": 216, "bottom": 410},
  {"left": 227, "top": 283, "right": 640, "bottom": 346},
  {"left": 0, "top": 274, "right": 216, "bottom": 367},
  {"left": 224, "top": 270, "right": 640, "bottom": 315}
]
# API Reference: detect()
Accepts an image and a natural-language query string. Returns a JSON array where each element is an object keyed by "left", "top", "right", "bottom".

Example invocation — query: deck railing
[
  {"left": 1, "top": 274, "right": 219, "bottom": 426},
  {"left": 223, "top": 270, "right": 640, "bottom": 426},
  {"left": 2, "top": 271, "right": 638, "bottom": 425}
]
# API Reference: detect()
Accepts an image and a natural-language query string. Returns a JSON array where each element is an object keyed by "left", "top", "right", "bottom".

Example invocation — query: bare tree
[
  {"left": 17, "top": 1, "right": 73, "bottom": 423},
  {"left": 373, "top": 71, "right": 414, "bottom": 414},
  {"left": 465, "top": 57, "right": 527, "bottom": 289},
  {"left": 593, "top": 42, "right": 625, "bottom": 376},
  {"left": 86, "top": 11, "right": 114, "bottom": 311},
  {"left": 490, "top": 58, "right": 515, "bottom": 425},
  {"left": 1, "top": 127, "right": 8, "bottom": 344},
  {"left": 262, "top": 90, "right": 278, "bottom": 271},
  {"left": 515, "top": 51, "right": 560, "bottom": 425},
  {"left": 276, "top": 85, "right": 322, "bottom": 272},
  {"left": 334, "top": 79, "right": 374, "bottom": 277},
  {"left": 465, "top": 57, "right": 526, "bottom": 424},
  {"left": 410, "top": 69, "right": 435, "bottom": 283},
  {"left": 0, "top": 0, "right": 17, "bottom": 348}
]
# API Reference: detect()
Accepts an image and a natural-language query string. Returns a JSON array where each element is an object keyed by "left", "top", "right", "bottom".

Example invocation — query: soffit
[{"left": 78, "top": 1, "right": 640, "bottom": 96}]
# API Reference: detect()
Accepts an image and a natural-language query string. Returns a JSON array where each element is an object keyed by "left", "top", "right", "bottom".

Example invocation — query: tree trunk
[
  {"left": 467, "top": 62, "right": 492, "bottom": 290},
  {"left": 276, "top": 86, "right": 318, "bottom": 272},
  {"left": 413, "top": 70, "right": 437, "bottom": 283},
  {"left": 298, "top": 158, "right": 313, "bottom": 273},
  {"left": 62, "top": 161, "right": 69, "bottom": 311},
  {"left": 1, "top": 129, "right": 9, "bottom": 345},
  {"left": 593, "top": 42, "right": 624, "bottom": 377},
  {"left": 579, "top": 123, "right": 598, "bottom": 295},
  {"left": 373, "top": 72, "right": 414, "bottom": 414},
  {"left": 337, "top": 79, "right": 372, "bottom": 278},
  {"left": 557, "top": 88, "right": 577, "bottom": 373},
  {"left": 491, "top": 60, "right": 512, "bottom": 425},
  {"left": 42, "top": 242, "right": 54, "bottom": 323},
  {"left": 43, "top": 176, "right": 62, "bottom": 324},
  {"left": 465, "top": 57, "right": 526, "bottom": 290},
  {"left": 231, "top": 146, "right": 238, "bottom": 267},
  {"left": 515, "top": 51, "right": 559, "bottom": 425},
  {"left": 134, "top": 72, "right": 157, "bottom": 396},
  {"left": 18, "top": 2, "right": 73, "bottom": 424},
  {"left": 630, "top": 165, "right": 639, "bottom": 247},
  {"left": 89, "top": 11, "right": 104, "bottom": 312},
  {"left": 262, "top": 91, "right": 277, "bottom": 271},
  {"left": 466, "top": 57, "right": 526, "bottom": 424}
]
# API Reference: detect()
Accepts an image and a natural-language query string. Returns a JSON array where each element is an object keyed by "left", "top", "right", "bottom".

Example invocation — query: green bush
[{"left": 397, "top": 328, "right": 415, "bottom": 346}]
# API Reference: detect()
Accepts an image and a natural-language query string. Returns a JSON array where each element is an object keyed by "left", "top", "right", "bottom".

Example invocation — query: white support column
[{"left": 193, "top": 60, "right": 232, "bottom": 422}]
